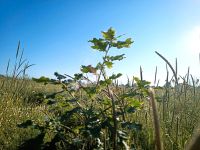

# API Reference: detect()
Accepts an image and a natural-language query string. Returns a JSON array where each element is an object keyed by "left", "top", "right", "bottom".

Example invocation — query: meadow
[{"left": 0, "top": 28, "right": 200, "bottom": 150}]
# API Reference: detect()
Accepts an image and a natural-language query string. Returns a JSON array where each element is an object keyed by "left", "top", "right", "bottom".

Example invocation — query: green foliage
[
  {"left": 109, "top": 73, "right": 122, "bottom": 80},
  {"left": 102, "top": 27, "right": 115, "bottom": 41},
  {"left": 54, "top": 72, "right": 66, "bottom": 81},
  {"left": 105, "top": 54, "right": 126, "bottom": 61},
  {"left": 104, "top": 61, "right": 113, "bottom": 69},
  {"left": 81, "top": 65, "right": 97, "bottom": 74},
  {"left": 32, "top": 76, "right": 50, "bottom": 85},
  {"left": 134, "top": 77, "right": 151, "bottom": 97},
  {"left": 89, "top": 27, "right": 133, "bottom": 52},
  {"left": 112, "top": 38, "right": 133, "bottom": 49},
  {"left": 89, "top": 38, "right": 108, "bottom": 51},
  {"left": 17, "top": 28, "right": 147, "bottom": 149}
]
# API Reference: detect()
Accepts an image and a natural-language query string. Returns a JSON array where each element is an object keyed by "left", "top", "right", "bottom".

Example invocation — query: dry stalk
[
  {"left": 186, "top": 128, "right": 200, "bottom": 150},
  {"left": 149, "top": 88, "right": 163, "bottom": 150}
]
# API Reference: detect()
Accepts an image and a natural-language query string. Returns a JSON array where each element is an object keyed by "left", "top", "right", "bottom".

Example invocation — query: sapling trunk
[
  {"left": 109, "top": 89, "right": 118, "bottom": 150},
  {"left": 103, "top": 70, "right": 118, "bottom": 150}
]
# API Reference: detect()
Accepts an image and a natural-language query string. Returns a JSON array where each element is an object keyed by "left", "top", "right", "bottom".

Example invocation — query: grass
[
  {"left": 1, "top": 63, "right": 200, "bottom": 150},
  {"left": 1, "top": 35, "right": 200, "bottom": 149},
  {"left": 0, "top": 45, "right": 61, "bottom": 149},
  {"left": 0, "top": 78, "right": 43, "bottom": 149},
  {"left": 0, "top": 75, "right": 63, "bottom": 149}
]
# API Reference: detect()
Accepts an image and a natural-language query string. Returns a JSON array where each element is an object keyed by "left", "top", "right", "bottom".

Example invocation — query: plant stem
[{"left": 149, "top": 88, "right": 162, "bottom": 150}]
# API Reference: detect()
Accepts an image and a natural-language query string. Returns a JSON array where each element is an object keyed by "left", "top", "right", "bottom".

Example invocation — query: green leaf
[
  {"left": 89, "top": 38, "right": 108, "bottom": 51},
  {"left": 109, "top": 73, "right": 122, "bottom": 80},
  {"left": 125, "top": 38, "right": 133, "bottom": 47},
  {"left": 81, "top": 66, "right": 90, "bottom": 73},
  {"left": 126, "top": 98, "right": 143, "bottom": 108},
  {"left": 110, "top": 54, "right": 125, "bottom": 61},
  {"left": 134, "top": 77, "right": 151, "bottom": 89},
  {"left": 61, "top": 107, "right": 82, "bottom": 121},
  {"left": 102, "top": 27, "right": 115, "bottom": 41},
  {"left": 99, "top": 80, "right": 107, "bottom": 86},
  {"left": 104, "top": 54, "right": 125, "bottom": 62},
  {"left": 121, "top": 92, "right": 137, "bottom": 99},
  {"left": 105, "top": 79, "right": 112, "bottom": 84},
  {"left": 102, "top": 98, "right": 111, "bottom": 105},
  {"left": 83, "top": 86, "right": 99, "bottom": 97},
  {"left": 81, "top": 65, "right": 97, "bottom": 74},
  {"left": 99, "top": 79, "right": 112, "bottom": 86},
  {"left": 112, "top": 38, "right": 133, "bottom": 49},
  {"left": 105, "top": 61, "right": 113, "bottom": 69}
]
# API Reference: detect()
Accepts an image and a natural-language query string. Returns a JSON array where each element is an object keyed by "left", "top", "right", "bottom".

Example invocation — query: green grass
[
  {"left": 133, "top": 85, "right": 200, "bottom": 149},
  {"left": 1, "top": 70, "right": 200, "bottom": 149},
  {"left": 0, "top": 77, "right": 51, "bottom": 149}
]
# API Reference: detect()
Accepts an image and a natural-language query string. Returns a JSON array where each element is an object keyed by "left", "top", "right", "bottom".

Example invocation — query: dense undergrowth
[{"left": 0, "top": 28, "right": 200, "bottom": 150}]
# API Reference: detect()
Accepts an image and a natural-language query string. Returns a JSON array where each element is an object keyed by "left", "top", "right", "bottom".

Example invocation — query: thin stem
[
  {"left": 149, "top": 88, "right": 162, "bottom": 150},
  {"left": 95, "top": 44, "right": 111, "bottom": 88}
]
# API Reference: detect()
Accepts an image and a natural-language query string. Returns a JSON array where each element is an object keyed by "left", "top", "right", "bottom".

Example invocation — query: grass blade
[{"left": 155, "top": 51, "right": 178, "bottom": 86}]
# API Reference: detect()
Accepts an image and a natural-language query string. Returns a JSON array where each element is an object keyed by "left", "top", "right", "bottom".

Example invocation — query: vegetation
[{"left": 0, "top": 28, "right": 200, "bottom": 150}]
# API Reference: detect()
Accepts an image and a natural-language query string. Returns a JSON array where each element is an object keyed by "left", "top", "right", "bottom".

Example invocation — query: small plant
[{"left": 18, "top": 28, "right": 152, "bottom": 149}]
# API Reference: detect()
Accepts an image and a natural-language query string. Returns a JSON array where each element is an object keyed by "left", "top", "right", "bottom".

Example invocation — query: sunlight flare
[{"left": 184, "top": 26, "right": 200, "bottom": 54}]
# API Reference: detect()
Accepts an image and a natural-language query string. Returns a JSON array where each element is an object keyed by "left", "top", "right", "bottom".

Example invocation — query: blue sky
[{"left": 1, "top": 0, "right": 200, "bottom": 85}]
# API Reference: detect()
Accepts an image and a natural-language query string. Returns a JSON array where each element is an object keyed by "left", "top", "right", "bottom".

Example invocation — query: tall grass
[
  {"left": 1, "top": 43, "right": 200, "bottom": 149},
  {"left": 0, "top": 43, "right": 51, "bottom": 149},
  {"left": 130, "top": 52, "right": 200, "bottom": 149}
]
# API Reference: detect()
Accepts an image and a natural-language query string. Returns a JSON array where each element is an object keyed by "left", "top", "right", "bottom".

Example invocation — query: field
[{"left": 0, "top": 28, "right": 200, "bottom": 150}]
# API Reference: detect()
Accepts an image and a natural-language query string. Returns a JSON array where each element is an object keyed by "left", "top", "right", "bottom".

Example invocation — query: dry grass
[{"left": 0, "top": 76, "right": 59, "bottom": 149}]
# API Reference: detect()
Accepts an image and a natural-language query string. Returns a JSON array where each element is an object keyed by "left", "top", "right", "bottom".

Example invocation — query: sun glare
[{"left": 185, "top": 26, "right": 200, "bottom": 54}]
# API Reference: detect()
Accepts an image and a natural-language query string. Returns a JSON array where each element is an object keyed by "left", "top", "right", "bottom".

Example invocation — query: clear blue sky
[{"left": 1, "top": 0, "right": 200, "bottom": 85}]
